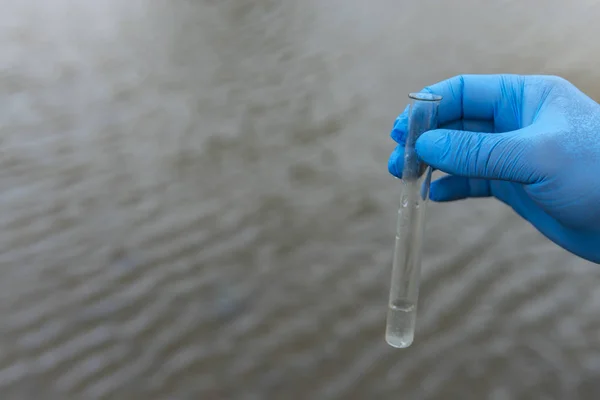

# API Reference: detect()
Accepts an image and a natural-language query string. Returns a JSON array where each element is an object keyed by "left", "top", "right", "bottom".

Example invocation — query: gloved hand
[{"left": 388, "top": 74, "right": 600, "bottom": 264}]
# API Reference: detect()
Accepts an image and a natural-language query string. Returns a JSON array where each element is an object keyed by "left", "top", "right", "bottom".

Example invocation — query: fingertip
[
  {"left": 429, "top": 175, "right": 491, "bottom": 202},
  {"left": 390, "top": 105, "right": 410, "bottom": 143},
  {"left": 392, "top": 105, "right": 410, "bottom": 126},
  {"left": 415, "top": 129, "right": 450, "bottom": 166},
  {"left": 387, "top": 156, "right": 396, "bottom": 177},
  {"left": 429, "top": 175, "right": 469, "bottom": 202},
  {"left": 390, "top": 127, "right": 405, "bottom": 144},
  {"left": 428, "top": 180, "right": 445, "bottom": 202},
  {"left": 388, "top": 144, "right": 404, "bottom": 178}
]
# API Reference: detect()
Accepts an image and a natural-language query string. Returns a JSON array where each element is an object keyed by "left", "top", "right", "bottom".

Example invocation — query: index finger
[{"left": 421, "top": 74, "right": 525, "bottom": 125}]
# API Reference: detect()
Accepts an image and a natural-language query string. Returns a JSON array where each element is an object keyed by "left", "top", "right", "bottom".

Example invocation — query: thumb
[{"left": 415, "top": 128, "right": 535, "bottom": 183}]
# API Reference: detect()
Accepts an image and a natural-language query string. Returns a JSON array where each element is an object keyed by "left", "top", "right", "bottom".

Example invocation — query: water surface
[{"left": 1, "top": 0, "right": 600, "bottom": 398}]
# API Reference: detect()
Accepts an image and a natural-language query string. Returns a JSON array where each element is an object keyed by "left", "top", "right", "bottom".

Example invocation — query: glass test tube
[{"left": 386, "top": 92, "right": 442, "bottom": 348}]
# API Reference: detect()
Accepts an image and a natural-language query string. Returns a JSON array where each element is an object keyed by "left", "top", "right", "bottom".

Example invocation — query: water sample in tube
[{"left": 385, "top": 92, "right": 442, "bottom": 348}]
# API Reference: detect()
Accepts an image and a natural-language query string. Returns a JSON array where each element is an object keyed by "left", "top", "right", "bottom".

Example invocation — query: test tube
[{"left": 385, "top": 92, "right": 442, "bottom": 348}]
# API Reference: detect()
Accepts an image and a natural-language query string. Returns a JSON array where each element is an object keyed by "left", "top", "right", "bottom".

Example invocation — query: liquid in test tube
[{"left": 385, "top": 92, "right": 442, "bottom": 348}]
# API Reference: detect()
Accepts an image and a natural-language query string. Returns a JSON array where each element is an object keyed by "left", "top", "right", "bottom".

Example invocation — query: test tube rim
[{"left": 408, "top": 92, "right": 443, "bottom": 102}]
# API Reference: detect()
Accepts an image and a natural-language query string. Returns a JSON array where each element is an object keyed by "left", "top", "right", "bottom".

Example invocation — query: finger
[
  {"left": 392, "top": 74, "right": 523, "bottom": 145},
  {"left": 429, "top": 175, "right": 491, "bottom": 202},
  {"left": 441, "top": 119, "right": 496, "bottom": 133},
  {"left": 390, "top": 104, "right": 410, "bottom": 144},
  {"left": 415, "top": 127, "right": 540, "bottom": 183},
  {"left": 422, "top": 74, "right": 525, "bottom": 126},
  {"left": 388, "top": 144, "right": 404, "bottom": 178}
]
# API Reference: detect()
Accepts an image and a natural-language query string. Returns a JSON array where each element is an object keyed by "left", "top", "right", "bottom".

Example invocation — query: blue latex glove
[{"left": 388, "top": 74, "right": 600, "bottom": 264}]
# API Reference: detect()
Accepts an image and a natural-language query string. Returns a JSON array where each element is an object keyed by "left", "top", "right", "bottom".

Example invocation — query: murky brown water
[{"left": 2, "top": 0, "right": 600, "bottom": 399}]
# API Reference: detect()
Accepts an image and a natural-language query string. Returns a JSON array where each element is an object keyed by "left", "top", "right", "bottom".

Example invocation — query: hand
[{"left": 388, "top": 74, "right": 600, "bottom": 263}]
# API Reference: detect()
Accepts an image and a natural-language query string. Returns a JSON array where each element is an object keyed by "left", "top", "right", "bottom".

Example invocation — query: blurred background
[{"left": 1, "top": 0, "right": 600, "bottom": 399}]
